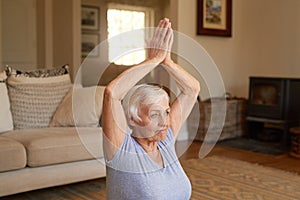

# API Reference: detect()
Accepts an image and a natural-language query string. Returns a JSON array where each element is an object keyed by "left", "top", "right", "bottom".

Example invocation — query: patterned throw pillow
[
  {"left": 6, "top": 65, "right": 72, "bottom": 129},
  {"left": 0, "top": 71, "right": 13, "bottom": 133}
]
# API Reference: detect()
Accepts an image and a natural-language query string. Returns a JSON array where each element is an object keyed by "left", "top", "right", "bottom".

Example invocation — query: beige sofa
[
  {"left": 0, "top": 127, "right": 106, "bottom": 197},
  {"left": 0, "top": 66, "right": 106, "bottom": 197}
]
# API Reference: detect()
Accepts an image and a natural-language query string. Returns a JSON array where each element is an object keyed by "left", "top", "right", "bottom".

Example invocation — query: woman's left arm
[
  {"left": 162, "top": 60, "right": 200, "bottom": 138},
  {"left": 160, "top": 26, "right": 200, "bottom": 137}
]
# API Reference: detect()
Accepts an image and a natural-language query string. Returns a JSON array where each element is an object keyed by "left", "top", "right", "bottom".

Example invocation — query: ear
[
  {"left": 129, "top": 117, "right": 137, "bottom": 126},
  {"left": 129, "top": 117, "right": 144, "bottom": 127}
]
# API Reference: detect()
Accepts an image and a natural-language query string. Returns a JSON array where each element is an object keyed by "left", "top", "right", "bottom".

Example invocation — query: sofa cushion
[
  {"left": 2, "top": 127, "right": 103, "bottom": 167},
  {"left": 5, "top": 65, "right": 72, "bottom": 129},
  {"left": 49, "top": 86, "right": 105, "bottom": 127},
  {"left": 0, "top": 71, "right": 13, "bottom": 133},
  {"left": 0, "top": 136, "right": 26, "bottom": 172}
]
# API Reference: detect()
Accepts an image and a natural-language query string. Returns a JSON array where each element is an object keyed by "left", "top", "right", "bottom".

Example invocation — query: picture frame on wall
[
  {"left": 81, "top": 5, "right": 99, "bottom": 31},
  {"left": 81, "top": 33, "right": 99, "bottom": 57},
  {"left": 197, "top": 0, "right": 232, "bottom": 37}
]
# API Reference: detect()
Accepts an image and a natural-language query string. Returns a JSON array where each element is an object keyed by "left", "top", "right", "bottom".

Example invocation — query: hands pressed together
[{"left": 147, "top": 18, "right": 174, "bottom": 65}]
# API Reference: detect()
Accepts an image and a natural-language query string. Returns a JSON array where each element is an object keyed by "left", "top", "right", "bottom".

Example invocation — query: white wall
[
  {"left": 2, "top": 0, "right": 299, "bottom": 92},
  {"left": 177, "top": 0, "right": 300, "bottom": 98}
]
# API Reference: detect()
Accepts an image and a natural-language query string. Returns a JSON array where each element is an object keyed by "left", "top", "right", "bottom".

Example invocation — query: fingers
[
  {"left": 156, "top": 20, "right": 172, "bottom": 42},
  {"left": 146, "top": 18, "right": 173, "bottom": 61},
  {"left": 166, "top": 27, "right": 173, "bottom": 51},
  {"left": 154, "top": 18, "right": 170, "bottom": 39},
  {"left": 158, "top": 18, "right": 169, "bottom": 28},
  {"left": 163, "top": 21, "right": 173, "bottom": 51},
  {"left": 164, "top": 27, "right": 173, "bottom": 61}
]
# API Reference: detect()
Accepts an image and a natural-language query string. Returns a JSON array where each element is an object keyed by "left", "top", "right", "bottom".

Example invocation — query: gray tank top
[{"left": 105, "top": 128, "right": 192, "bottom": 200}]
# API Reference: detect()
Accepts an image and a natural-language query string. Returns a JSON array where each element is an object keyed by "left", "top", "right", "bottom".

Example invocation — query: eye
[
  {"left": 150, "top": 112, "right": 160, "bottom": 118},
  {"left": 165, "top": 109, "right": 170, "bottom": 116}
]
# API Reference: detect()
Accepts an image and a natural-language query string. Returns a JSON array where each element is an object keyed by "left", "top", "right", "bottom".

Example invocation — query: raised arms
[
  {"left": 102, "top": 18, "right": 200, "bottom": 159},
  {"left": 102, "top": 19, "right": 173, "bottom": 160}
]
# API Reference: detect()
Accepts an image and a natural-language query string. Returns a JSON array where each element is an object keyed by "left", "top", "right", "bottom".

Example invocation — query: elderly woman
[{"left": 102, "top": 18, "right": 200, "bottom": 200}]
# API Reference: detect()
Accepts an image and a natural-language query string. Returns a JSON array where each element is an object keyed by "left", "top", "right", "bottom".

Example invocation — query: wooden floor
[
  {"left": 176, "top": 140, "right": 300, "bottom": 174},
  {"left": 1, "top": 140, "right": 300, "bottom": 199}
]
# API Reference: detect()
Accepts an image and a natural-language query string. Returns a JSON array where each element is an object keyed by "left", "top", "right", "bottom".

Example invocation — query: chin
[
  {"left": 157, "top": 131, "right": 168, "bottom": 141},
  {"left": 160, "top": 135, "right": 167, "bottom": 141}
]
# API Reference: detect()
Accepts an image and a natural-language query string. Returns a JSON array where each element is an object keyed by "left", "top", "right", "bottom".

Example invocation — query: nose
[{"left": 157, "top": 114, "right": 168, "bottom": 127}]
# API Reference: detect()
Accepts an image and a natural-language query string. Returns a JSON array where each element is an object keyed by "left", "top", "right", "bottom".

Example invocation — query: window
[{"left": 107, "top": 4, "right": 154, "bottom": 65}]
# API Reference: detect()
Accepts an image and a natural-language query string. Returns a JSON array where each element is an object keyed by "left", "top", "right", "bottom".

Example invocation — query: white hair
[{"left": 122, "top": 84, "right": 169, "bottom": 126}]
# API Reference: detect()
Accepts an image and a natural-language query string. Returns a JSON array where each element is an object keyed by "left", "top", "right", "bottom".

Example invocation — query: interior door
[{"left": 1, "top": 0, "right": 37, "bottom": 70}]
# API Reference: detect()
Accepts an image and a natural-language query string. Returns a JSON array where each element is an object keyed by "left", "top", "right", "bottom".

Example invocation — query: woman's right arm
[
  {"left": 102, "top": 18, "right": 172, "bottom": 160},
  {"left": 102, "top": 60, "right": 162, "bottom": 160}
]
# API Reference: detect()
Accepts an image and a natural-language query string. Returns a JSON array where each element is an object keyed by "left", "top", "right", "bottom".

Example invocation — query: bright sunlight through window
[{"left": 107, "top": 8, "right": 146, "bottom": 65}]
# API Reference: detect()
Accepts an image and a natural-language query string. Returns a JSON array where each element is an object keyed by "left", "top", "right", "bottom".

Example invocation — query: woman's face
[{"left": 132, "top": 98, "right": 170, "bottom": 141}]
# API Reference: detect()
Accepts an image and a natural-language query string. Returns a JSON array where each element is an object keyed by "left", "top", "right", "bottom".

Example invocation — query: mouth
[{"left": 157, "top": 128, "right": 167, "bottom": 134}]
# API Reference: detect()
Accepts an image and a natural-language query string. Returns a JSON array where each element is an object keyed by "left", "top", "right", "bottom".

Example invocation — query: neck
[{"left": 133, "top": 137, "right": 158, "bottom": 153}]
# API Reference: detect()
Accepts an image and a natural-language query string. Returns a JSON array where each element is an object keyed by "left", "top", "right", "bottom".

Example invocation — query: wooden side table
[{"left": 289, "top": 127, "right": 300, "bottom": 159}]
